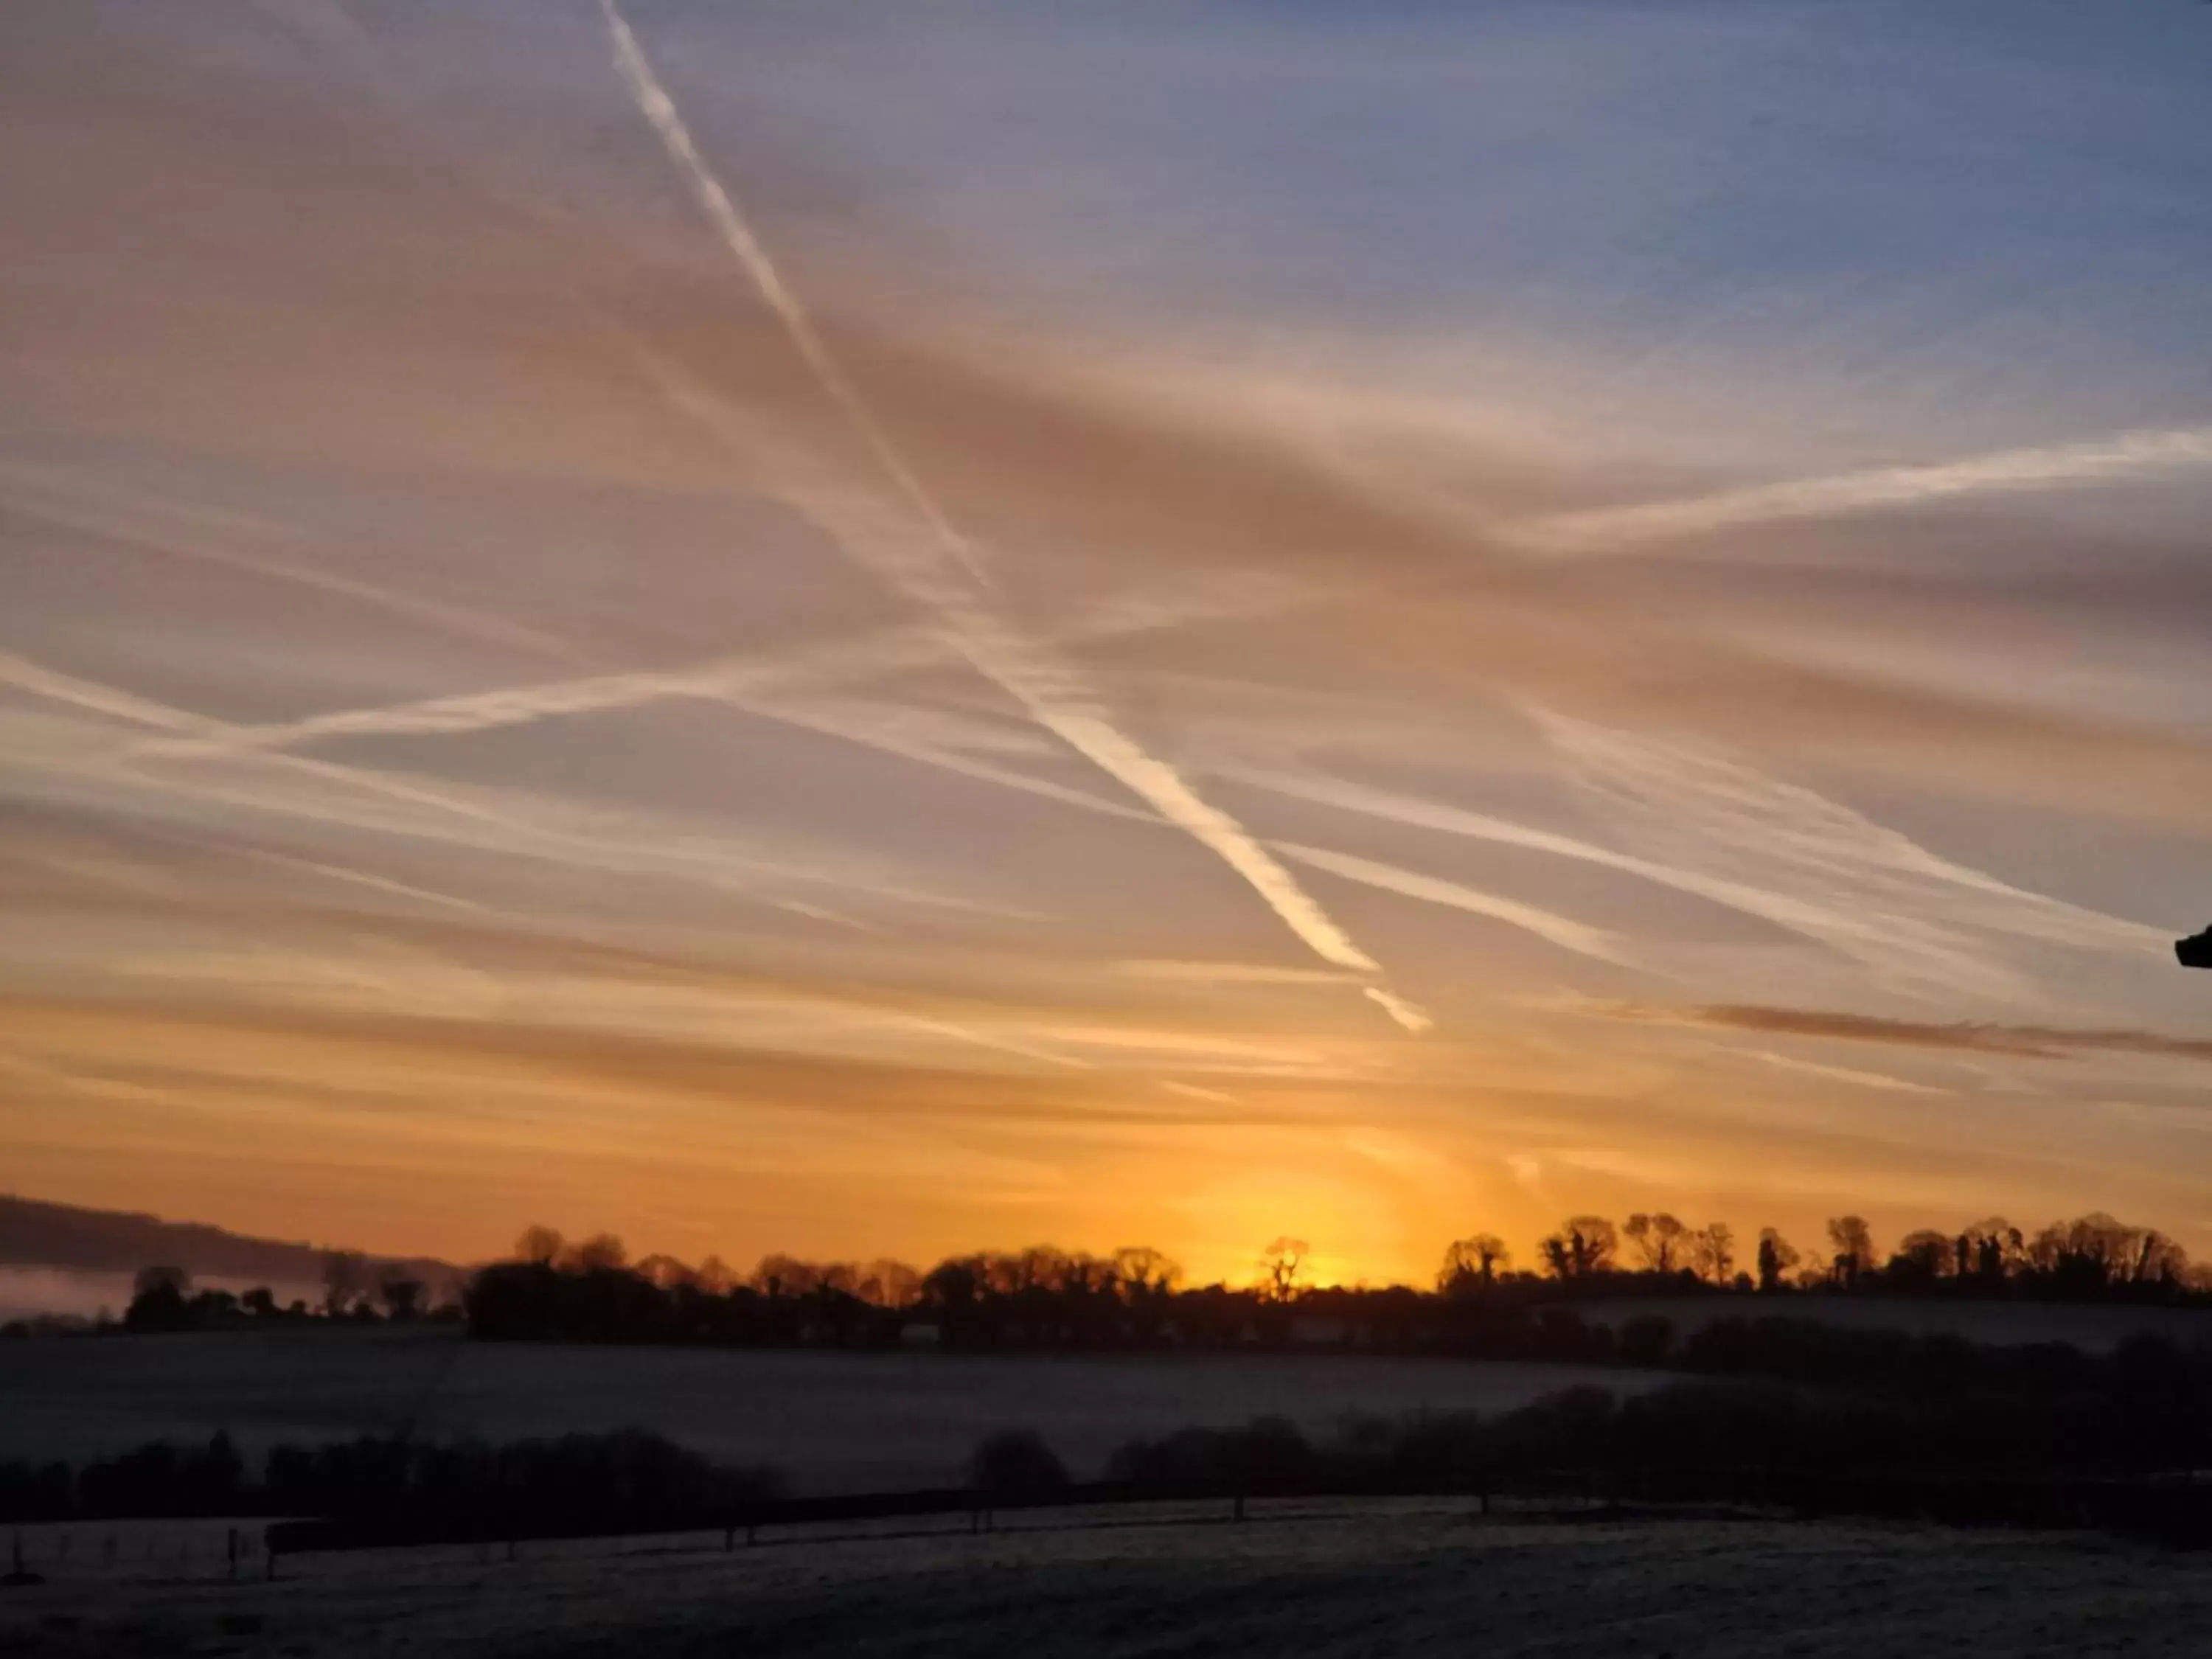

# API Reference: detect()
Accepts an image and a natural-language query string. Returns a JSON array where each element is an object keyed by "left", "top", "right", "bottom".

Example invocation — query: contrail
[
  {"left": 598, "top": 0, "right": 1416, "bottom": 1011},
  {"left": 0, "top": 650, "right": 1025, "bottom": 923},
  {"left": 599, "top": 0, "right": 986, "bottom": 588},
  {"left": 1231, "top": 744, "right": 2163, "bottom": 1007},
  {"left": 1, "top": 473, "right": 579, "bottom": 664},
  {"left": 117, "top": 571, "right": 1287, "bottom": 768},
  {"left": 1511, "top": 425, "right": 2212, "bottom": 555},
  {"left": 125, "top": 625, "right": 947, "bottom": 762},
  {"left": 1275, "top": 841, "right": 1630, "bottom": 970}
]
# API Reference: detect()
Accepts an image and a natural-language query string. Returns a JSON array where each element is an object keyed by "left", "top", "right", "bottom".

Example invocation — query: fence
[{"left": 260, "top": 1464, "right": 2212, "bottom": 1573}]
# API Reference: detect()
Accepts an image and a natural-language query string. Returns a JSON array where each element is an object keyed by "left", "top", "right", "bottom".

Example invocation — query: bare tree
[
  {"left": 133, "top": 1264, "right": 191, "bottom": 1301},
  {"left": 1961, "top": 1217, "right": 2019, "bottom": 1282},
  {"left": 1437, "top": 1234, "right": 1511, "bottom": 1292},
  {"left": 1259, "top": 1237, "right": 1310, "bottom": 1301},
  {"left": 320, "top": 1249, "right": 367, "bottom": 1315},
  {"left": 1755, "top": 1228, "right": 1799, "bottom": 1293},
  {"left": 1539, "top": 1217, "right": 1618, "bottom": 1279},
  {"left": 2131, "top": 1228, "right": 2188, "bottom": 1287},
  {"left": 378, "top": 1274, "right": 425, "bottom": 1321},
  {"left": 1826, "top": 1216, "right": 1875, "bottom": 1287},
  {"left": 1691, "top": 1222, "right": 1735, "bottom": 1285},
  {"left": 567, "top": 1233, "right": 628, "bottom": 1273},
  {"left": 635, "top": 1254, "right": 697, "bottom": 1291},
  {"left": 1625, "top": 1213, "right": 1690, "bottom": 1273},
  {"left": 1892, "top": 1229, "right": 1952, "bottom": 1279},
  {"left": 1111, "top": 1247, "right": 1183, "bottom": 1298},
  {"left": 858, "top": 1259, "right": 924, "bottom": 1308},
  {"left": 693, "top": 1255, "right": 737, "bottom": 1295},
  {"left": 751, "top": 1254, "right": 820, "bottom": 1298},
  {"left": 515, "top": 1225, "right": 566, "bottom": 1266}
]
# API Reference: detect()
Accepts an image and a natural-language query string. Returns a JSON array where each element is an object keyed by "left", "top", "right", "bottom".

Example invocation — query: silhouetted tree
[
  {"left": 1258, "top": 1237, "right": 1310, "bottom": 1301},
  {"left": 1891, "top": 1230, "right": 1952, "bottom": 1284},
  {"left": 378, "top": 1275, "right": 425, "bottom": 1322},
  {"left": 694, "top": 1255, "right": 736, "bottom": 1294},
  {"left": 567, "top": 1233, "right": 628, "bottom": 1273},
  {"left": 1756, "top": 1228, "right": 1800, "bottom": 1293},
  {"left": 134, "top": 1264, "right": 190, "bottom": 1301},
  {"left": 1826, "top": 1217, "right": 1874, "bottom": 1288},
  {"left": 124, "top": 1266, "right": 193, "bottom": 1332},
  {"left": 321, "top": 1249, "right": 368, "bottom": 1316},
  {"left": 967, "top": 1429, "right": 1070, "bottom": 1495},
  {"left": 1112, "top": 1247, "right": 1183, "bottom": 1298},
  {"left": 634, "top": 1254, "right": 696, "bottom": 1292},
  {"left": 1539, "top": 1217, "right": 1618, "bottom": 1279},
  {"left": 1438, "top": 1234, "right": 1512, "bottom": 1293},
  {"left": 515, "top": 1225, "right": 566, "bottom": 1266},
  {"left": 1691, "top": 1222, "right": 1735, "bottom": 1285},
  {"left": 1625, "top": 1212, "right": 1690, "bottom": 1273},
  {"left": 858, "top": 1259, "right": 923, "bottom": 1308}
]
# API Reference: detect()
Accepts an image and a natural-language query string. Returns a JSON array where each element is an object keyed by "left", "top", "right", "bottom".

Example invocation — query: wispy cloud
[
  {"left": 1, "top": 463, "right": 582, "bottom": 664},
  {"left": 1511, "top": 426, "right": 2212, "bottom": 555},
  {"left": 1226, "top": 710, "right": 2163, "bottom": 1006},
  {"left": 598, "top": 0, "right": 1419, "bottom": 1027},
  {"left": 1114, "top": 960, "right": 1365, "bottom": 985},
  {"left": 1362, "top": 986, "right": 1436, "bottom": 1034},
  {"left": 1727, "top": 1045, "right": 1947, "bottom": 1096},
  {"left": 0, "top": 650, "right": 1032, "bottom": 923},
  {"left": 1531, "top": 708, "right": 2163, "bottom": 999},
  {"left": 1611, "top": 1001, "right": 2212, "bottom": 1066},
  {"left": 1274, "top": 840, "right": 1630, "bottom": 967}
]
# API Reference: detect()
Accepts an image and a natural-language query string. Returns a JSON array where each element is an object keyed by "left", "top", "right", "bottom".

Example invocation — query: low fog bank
[
  {"left": 0, "top": 1331, "right": 1658, "bottom": 1493},
  {"left": 0, "top": 1268, "right": 323, "bottom": 1324}
]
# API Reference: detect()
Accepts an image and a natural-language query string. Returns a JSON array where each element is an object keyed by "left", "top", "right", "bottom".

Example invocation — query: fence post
[{"left": 1233, "top": 1493, "right": 1245, "bottom": 1524}]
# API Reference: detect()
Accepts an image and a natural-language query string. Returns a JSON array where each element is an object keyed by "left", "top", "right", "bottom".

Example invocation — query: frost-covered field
[
  {"left": 0, "top": 1330, "right": 1660, "bottom": 1492},
  {"left": 5, "top": 1506, "right": 2211, "bottom": 1658}
]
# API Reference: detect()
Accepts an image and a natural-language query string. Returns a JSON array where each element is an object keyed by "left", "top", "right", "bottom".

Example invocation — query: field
[
  {"left": 0, "top": 1329, "right": 1662, "bottom": 1492},
  {"left": 6, "top": 1506, "right": 2212, "bottom": 1657},
  {"left": 1576, "top": 1294, "right": 2212, "bottom": 1352}
]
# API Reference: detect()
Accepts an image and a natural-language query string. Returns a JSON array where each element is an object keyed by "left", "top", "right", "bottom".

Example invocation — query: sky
[{"left": 4, "top": 0, "right": 2212, "bottom": 1288}]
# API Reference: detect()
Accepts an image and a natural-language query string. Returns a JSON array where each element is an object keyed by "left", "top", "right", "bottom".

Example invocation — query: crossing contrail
[
  {"left": 1510, "top": 425, "right": 2212, "bottom": 555},
  {"left": 597, "top": 0, "right": 1421, "bottom": 1023}
]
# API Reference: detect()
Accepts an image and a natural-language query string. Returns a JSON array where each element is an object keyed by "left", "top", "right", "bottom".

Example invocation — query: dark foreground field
[
  {"left": 6, "top": 1506, "right": 2212, "bottom": 1658},
  {"left": 0, "top": 1329, "right": 1662, "bottom": 1492}
]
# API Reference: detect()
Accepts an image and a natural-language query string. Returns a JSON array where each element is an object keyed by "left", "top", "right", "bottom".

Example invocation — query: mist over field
[
  {"left": 0, "top": 1267, "right": 326, "bottom": 1324},
  {"left": 0, "top": 1328, "right": 1661, "bottom": 1493}
]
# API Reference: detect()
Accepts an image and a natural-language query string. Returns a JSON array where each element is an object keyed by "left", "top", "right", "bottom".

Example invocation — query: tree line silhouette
[
  {"left": 445, "top": 1209, "right": 2211, "bottom": 1357},
  {"left": 73, "top": 1257, "right": 463, "bottom": 1338}
]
